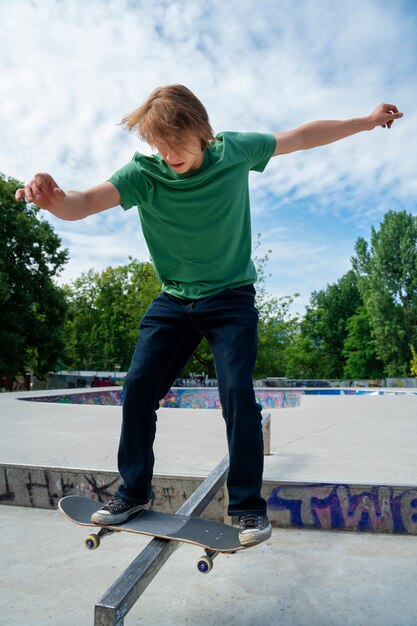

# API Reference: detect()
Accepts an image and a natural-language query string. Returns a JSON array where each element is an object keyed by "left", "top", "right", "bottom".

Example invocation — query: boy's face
[{"left": 153, "top": 134, "right": 204, "bottom": 174}]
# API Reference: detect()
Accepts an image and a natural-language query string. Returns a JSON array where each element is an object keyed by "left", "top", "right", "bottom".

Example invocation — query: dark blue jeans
[{"left": 116, "top": 285, "right": 266, "bottom": 516}]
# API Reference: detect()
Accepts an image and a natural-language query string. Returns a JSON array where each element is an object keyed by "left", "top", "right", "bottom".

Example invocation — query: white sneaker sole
[
  {"left": 239, "top": 523, "right": 272, "bottom": 546},
  {"left": 91, "top": 501, "right": 150, "bottom": 525}
]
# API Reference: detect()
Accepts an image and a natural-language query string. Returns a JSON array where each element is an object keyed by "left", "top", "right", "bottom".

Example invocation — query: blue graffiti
[{"left": 267, "top": 483, "right": 417, "bottom": 534}]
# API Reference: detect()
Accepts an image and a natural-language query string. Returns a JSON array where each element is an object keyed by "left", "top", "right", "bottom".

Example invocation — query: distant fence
[
  {"left": 26, "top": 373, "right": 417, "bottom": 393},
  {"left": 264, "top": 377, "right": 417, "bottom": 388}
]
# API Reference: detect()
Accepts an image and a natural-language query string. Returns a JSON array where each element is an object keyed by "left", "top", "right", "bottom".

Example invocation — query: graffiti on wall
[
  {"left": 20, "top": 390, "right": 123, "bottom": 406},
  {"left": 0, "top": 466, "right": 120, "bottom": 508},
  {"left": 0, "top": 467, "right": 15, "bottom": 503},
  {"left": 19, "top": 388, "right": 302, "bottom": 409},
  {"left": 256, "top": 390, "right": 301, "bottom": 409},
  {"left": 0, "top": 465, "right": 224, "bottom": 519},
  {"left": 163, "top": 389, "right": 221, "bottom": 409},
  {"left": 267, "top": 483, "right": 417, "bottom": 534},
  {"left": 4, "top": 465, "right": 417, "bottom": 534},
  {"left": 162, "top": 388, "right": 301, "bottom": 409}
]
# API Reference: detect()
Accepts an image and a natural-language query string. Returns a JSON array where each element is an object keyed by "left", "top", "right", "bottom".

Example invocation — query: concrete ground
[
  {"left": 1, "top": 390, "right": 417, "bottom": 625},
  {"left": 1, "top": 391, "right": 417, "bottom": 483},
  {"left": 2, "top": 506, "right": 417, "bottom": 626}
]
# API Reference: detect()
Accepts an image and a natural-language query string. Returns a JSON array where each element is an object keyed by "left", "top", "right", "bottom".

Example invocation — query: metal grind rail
[{"left": 93, "top": 412, "right": 271, "bottom": 626}]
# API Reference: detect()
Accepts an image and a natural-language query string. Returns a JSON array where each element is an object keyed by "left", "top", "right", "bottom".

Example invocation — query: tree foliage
[
  {"left": 0, "top": 173, "right": 68, "bottom": 383},
  {"left": 61, "top": 236, "right": 302, "bottom": 379},
  {"left": 251, "top": 239, "right": 299, "bottom": 378},
  {"left": 62, "top": 259, "right": 161, "bottom": 370},
  {"left": 60, "top": 210, "right": 417, "bottom": 381},
  {"left": 410, "top": 345, "right": 417, "bottom": 379},
  {"left": 286, "top": 210, "right": 417, "bottom": 380},
  {"left": 285, "top": 270, "right": 362, "bottom": 378},
  {"left": 342, "top": 306, "right": 384, "bottom": 379},
  {"left": 6, "top": 162, "right": 415, "bottom": 386},
  {"left": 352, "top": 210, "right": 417, "bottom": 376}
]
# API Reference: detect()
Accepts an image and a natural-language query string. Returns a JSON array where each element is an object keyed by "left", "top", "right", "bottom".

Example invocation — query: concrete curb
[{"left": 3, "top": 463, "right": 417, "bottom": 535}]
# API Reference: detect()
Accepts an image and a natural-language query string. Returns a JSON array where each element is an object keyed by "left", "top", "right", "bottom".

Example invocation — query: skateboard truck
[
  {"left": 197, "top": 549, "right": 218, "bottom": 573},
  {"left": 85, "top": 530, "right": 223, "bottom": 574},
  {"left": 197, "top": 547, "right": 237, "bottom": 573},
  {"left": 84, "top": 527, "right": 121, "bottom": 550},
  {"left": 85, "top": 534, "right": 228, "bottom": 574}
]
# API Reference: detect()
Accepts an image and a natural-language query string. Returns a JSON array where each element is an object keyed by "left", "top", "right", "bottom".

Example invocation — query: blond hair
[{"left": 120, "top": 84, "right": 215, "bottom": 150}]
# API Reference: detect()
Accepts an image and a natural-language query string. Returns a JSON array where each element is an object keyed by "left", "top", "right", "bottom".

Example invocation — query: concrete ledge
[
  {"left": 3, "top": 463, "right": 417, "bottom": 535},
  {"left": 0, "top": 464, "right": 225, "bottom": 520}
]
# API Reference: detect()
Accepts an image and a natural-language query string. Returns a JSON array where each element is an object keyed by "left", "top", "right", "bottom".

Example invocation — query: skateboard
[{"left": 58, "top": 495, "right": 245, "bottom": 573}]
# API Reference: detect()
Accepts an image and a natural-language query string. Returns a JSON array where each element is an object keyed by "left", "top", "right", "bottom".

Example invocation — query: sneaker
[
  {"left": 91, "top": 495, "right": 150, "bottom": 525},
  {"left": 239, "top": 514, "right": 272, "bottom": 546}
]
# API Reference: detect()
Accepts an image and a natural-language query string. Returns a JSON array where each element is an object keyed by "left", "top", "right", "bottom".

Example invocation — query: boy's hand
[
  {"left": 15, "top": 173, "right": 65, "bottom": 211},
  {"left": 368, "top": 103, "right": 403, "bottom": 129},
  {"left": 15, "top": 175, "right": 119, "bottom": 221}
]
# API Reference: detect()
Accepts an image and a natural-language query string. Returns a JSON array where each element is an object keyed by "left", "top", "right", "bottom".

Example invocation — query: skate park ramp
[{"left": 2, "top": 388, "right": 417, "bottom": 625}]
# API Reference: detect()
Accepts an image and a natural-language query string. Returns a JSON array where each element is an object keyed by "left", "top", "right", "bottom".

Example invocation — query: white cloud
[
  {"left": 253, "top": 225, "right": 353, "bottom": 305},
  {"left": 1, "top": 0, "right": 416, "bottom": 307},
  {"left": 48, "top": 207, "right": 150, "bottom": 285}
]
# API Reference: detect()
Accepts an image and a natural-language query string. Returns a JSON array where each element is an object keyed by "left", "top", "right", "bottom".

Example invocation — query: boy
[{"left": 16, "top": 85, "right": 402, "bottom": 546}]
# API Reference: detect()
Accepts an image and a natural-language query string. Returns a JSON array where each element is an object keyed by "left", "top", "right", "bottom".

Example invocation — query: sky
[{"left": 1, "top": 0, "right": 416, "bottom": 315}]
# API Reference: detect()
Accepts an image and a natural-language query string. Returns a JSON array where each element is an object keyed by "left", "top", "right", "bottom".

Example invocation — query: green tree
[
  {"left": 410, "top": 345, "right": 417, "bottom": 378},
  {"left": 254, "top": 252, "right": 300, "bottom": 378},
  {"left": 342, "top": 306, "right": 384, "bottom": 379},
  {"left": 62, "top": 237, "right": 302, "bottom": 380},
  {"left": 352, "top": 210, "right": 417, "bottom": 376},
  {"left": 253, "top": 238, "right": 300, "bottom": 379},
  {"left": 285, "top": 270, "right": 362, "bottom": 378},
  {"left": 185, "top": 337, "right": 216, "bottom": 378},
  {"left": 284, "top": 333, "right": 321, "bottom": 379},
  {"left": 0, "top": 173, "right": 68, "bottom": 384},
  {"left": 62, "top": 259, "right": 161, "bottom": 370}
]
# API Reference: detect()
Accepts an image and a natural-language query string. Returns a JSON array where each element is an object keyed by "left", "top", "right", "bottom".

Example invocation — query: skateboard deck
[{"left": 58, "top": 495, "right": 244, "bottom": 573}]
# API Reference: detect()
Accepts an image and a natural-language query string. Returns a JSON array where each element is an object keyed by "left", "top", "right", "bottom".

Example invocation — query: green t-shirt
[{"left": 108, "top": 131, "right": 276, "bottom": 299}]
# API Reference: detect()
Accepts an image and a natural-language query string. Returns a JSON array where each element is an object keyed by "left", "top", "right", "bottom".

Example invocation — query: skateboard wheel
[
  {"left": 84, "top": 534, "right": 100, "bottom": 550},
  {"left": 197, "top": 555, "right": 213, "bottom": 574}
]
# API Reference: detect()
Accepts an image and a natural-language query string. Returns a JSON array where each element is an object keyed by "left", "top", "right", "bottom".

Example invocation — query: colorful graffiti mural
[
  {"left": 19, "top": 388, "right": 302, "bottom": 409},
  {"left": 162, "top": 388, "right": 221, "bottom": 409},
  {"left": 19, "top": 387, "right": 417, "bottom": 408},
  {"left": 267, "top": 483, "right": 417, "bottom": 534},
  {"left": 21, "top": 389, "right": 123, "bottom": 406}
]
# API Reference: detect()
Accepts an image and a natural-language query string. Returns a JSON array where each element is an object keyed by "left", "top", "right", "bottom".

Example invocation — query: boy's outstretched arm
[
  {"left": 273, "top": 103, "right": 403, "bottom": 156},
  {"left": 15, "top": 173, "right": 121, "bottom": 220}
]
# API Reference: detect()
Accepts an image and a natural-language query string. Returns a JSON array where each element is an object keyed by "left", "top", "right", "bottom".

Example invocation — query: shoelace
[
  {"left": 240, "top": 514, "right": 262, "bottom": 531},
  {"left": 105, "top": 496, "right": 126, "bottom": 512}
]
